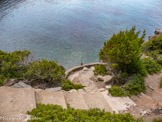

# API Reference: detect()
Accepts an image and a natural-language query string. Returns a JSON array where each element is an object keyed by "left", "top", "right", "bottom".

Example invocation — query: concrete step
[
  {"left": 35, "top": 90, "right": 67, "bottom": 109},
  {"left": 82, "top": 91, "right": 113, "bottom": 112},
  {"left": 64, "top": 90, "right": 88, "bottom": 110},
  {"left": 0, "top": 87, "right": 36, "bottom": 122},
  {"left": 100, "top": 90, "right": 136, "bottom": 113}
]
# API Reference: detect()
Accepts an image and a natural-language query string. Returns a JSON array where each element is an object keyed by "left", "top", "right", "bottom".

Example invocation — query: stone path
[
  {"left": 0, "top": 66, "right": 137, "bottom": 121},
  {"left": 0, "top": 87, "right": 36, "bottom": 122},
  {"left": 0, "top": 85, "right": 136, "bottom": 121},
  {"left": 127, "top": 73, "right": 162, "bottom": 121}
]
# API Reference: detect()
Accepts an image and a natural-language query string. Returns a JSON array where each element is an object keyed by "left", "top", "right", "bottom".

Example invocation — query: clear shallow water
[{"left": 0, "top": 0, "right": 162, "bottom": 69}]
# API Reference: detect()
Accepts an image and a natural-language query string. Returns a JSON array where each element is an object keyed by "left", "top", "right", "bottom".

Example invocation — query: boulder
[
  {"left": 82, "top": 67, "right": 89, "bottom": 71},
  {"left": 17, "top": 81, "right": 32, "bottom": 88},
  {"left": 4, "top": 79, "right": 18, "bottom": 86},
  {"left": 155, "top": 29, "right": 162, "bottom": 35},
  {"left": 149, "top": 29, "right": 162, "bottom": 40}
]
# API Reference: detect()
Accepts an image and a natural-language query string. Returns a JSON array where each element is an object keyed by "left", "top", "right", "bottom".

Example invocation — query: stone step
[
  {"left": 0, "top": 87, "right": 36, "bottom": 122},
  {"left": 35, "top": 90, "right": 67, "bottom": 109},
  {"left": 100, "top": 90, "right": 136, "bottom": 113},
  {"left": 64, "top": 90, "right": 88, "bottom": 110},
  {"left": 82, "top": 91, "right": 113, "bottom": 112}
]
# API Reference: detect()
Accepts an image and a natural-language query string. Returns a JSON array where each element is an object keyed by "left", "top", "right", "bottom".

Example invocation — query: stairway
[{"left": 0, "top": 86, "right": 135, "bottom": 121}]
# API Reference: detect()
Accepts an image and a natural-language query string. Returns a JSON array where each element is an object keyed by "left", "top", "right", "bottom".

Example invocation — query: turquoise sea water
[{"left": 0, "top": 0, "right": 162, "bottom": 69}]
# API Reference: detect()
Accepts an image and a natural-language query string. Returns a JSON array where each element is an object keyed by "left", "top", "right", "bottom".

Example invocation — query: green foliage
[
  {"left": 144, "top": 35, "right": 162, "bottom": 53},
  {"left": 136, "top": 60, "right": 147, "bottom": 77},
  {"left": 62, "top": 80, "right": 84, "bottom": 91},
  {"left": 0, "top": 50, "right": 30, "bottom": 84},
  {"left": 24, "top": 59, "right": 65, "bottom": 85},
  {"left": 124, "top": 74, "right": 146, "bottom": 95},
  {"left": 99, "top": 27, "right": 145, "bottom": 75},
  {"left": 153, "top": 118, "right": 160, "bottom": 122},
  {"left": 156, "top": 57, "right": 162, "bottom": 65},
  {"left": 142, "top": 58, "right": 161, "bottom": 75},
  {"left": 160, "top": 77, "right": 162, "bottom": 88},
  {"left": 0, "top": 50, "right": 66, "bottom": 87},
  {"left": 108, "top": 86, "right": 129, "bottom": 97},
  {"left": 109, "top": 74, "right": 146, "bottom": 97},
  {"left": 27, "top": 104, "right": 143, "bottom": 122},
  {"left": 94, "top": 64, "right": 108, "bottom": 76}
]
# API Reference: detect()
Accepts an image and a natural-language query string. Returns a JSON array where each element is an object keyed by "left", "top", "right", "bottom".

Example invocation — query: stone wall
[{"left": 65, "top": 62, "right": 106, "bottom": 78}]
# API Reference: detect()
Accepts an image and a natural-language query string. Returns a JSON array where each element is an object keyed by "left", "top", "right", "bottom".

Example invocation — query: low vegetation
[
  {"left": 27, "top": 104, "right": 144, "bottom": 122},
  {"left": 144, "top": 35, "right": 162, "bottom": 66},
  {"left": 108, "top": 74, "right": 146, "bottom": 97},
  {"left": 144, "top": 35, "right": 162, "bottom": 55},
  {"left": 93, "top": 64, "right": 108, "bottom": 76},
  {"left": 124, "top": 74, "right": 146, "bottom": 95},
  {"left": 0, "top": 50, "right": 83, "bottom": 90},
  {"left": 24, "top": 59, "right": 65, "bottom": 87},
  {"left": 153, "top": 118, "right": 161, "bottom": 122},
  {"left": 108, "top": 86, "right": 128, "bottom": 97},
  {"left": 142, "top": 58, "right": 161, "bottom": 75},
  {"left": 62, "top": 80, "right": 85, "bottom": 91},
  {"left": 0, "top": 50, "right": 30, "bottom": 85},
  {"left": 160, "top": 77, "right": 162, "bottom": 88}
]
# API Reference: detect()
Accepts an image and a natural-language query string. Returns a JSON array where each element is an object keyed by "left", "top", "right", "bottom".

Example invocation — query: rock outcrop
[{"left": 149, "top": 29, "right": 162, "bottom": 40}]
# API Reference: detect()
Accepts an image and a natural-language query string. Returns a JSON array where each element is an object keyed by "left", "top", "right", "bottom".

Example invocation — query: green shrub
[
  {"left": 0, "top": 50, "right": 30, "bottom": 84},
  {"left": 62, "top": 80, "right": 85, "bottom": 91},
  {"left": 142, "top": 58, "right": 161, "bottom": 75},
  {"left": 160, "top": 77, "right": 162, "bottom": 88},
  {"left": 108, "top": 86, "right": 128, "bottom": 97},
  {"left": 144, "top": 35, "right": 162, "bottom": 53},
  {"left": 24, "top": 59, "right": 65, "bottom": 86},
  {"left": 124, "top": 74, "right": 146, "bottom": 95},
  {"left": 109, "top": 74, "right": 146, "bottom": 97},
  {"left": 99, "top": 27, "right": 145, "bottom": 76},
  {"left": 153, "top": 118, "right": 160, "bottom": 122},
  {"left": 156, "top": 57, "right": 162, "bottom": 65},
  {"left": 27, "top": 104, "right": 143, "bottom": 122},
  {"left": 94, "top": 64, "right": 108, "bottom": 76}
]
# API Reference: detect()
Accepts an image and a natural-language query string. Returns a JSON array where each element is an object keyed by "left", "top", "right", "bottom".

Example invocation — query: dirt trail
[{"left": 128, "top": 73, "right": 162, "bottom": 121}]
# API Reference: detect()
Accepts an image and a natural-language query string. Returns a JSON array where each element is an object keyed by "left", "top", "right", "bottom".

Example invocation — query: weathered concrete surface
[
  {"left": 35, "top": 90, "right": 67, "bottom": 108},
  {"left": 64, "top": 91, "right": 88, "bottom": 110},
  {"left": 83, "top": 91, "right": 113, "bottom": 112},
  {"left": 0, "top": 87, "right": 36, "bottom": 122},
  {"left": 66, "top": 62, "right": 106, "bottom": 78},
  {"left": 100, "top": 90, "right": 136, "bottom": 113},
  {"left": 45, "top": 87, "right": 62, "bottom": 92}
]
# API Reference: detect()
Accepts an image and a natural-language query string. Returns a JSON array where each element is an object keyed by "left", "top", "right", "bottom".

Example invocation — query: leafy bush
[
  {"left": 24, "top": 59, "right": 65, "bottom": 86},
  {"left": 153, "top": 118, "right": 160, "bottom": 122},
  {"left": 142, "top": 58, "right": 161, "bottom": 75},
  {"left": 108, "top": 86, "right": 128, "bottom": 97},
  {"left": 0, "top": 50, "right": 66, "bottom": 87},
  {"left": 99, "top": 27, "right": 145, "bottom": 76},
  {"left": 124, "top": 74, "right": 146, "bottom": 95},
  {"left": 156, "top": 57, "right": 162, "bottom": 65},
  {"left": 160, "top": 77, "right": 162, "bottom": 88},
  {"left": 27, "top": 104, "right": 143, "bottom": 122},
  {"left": 109, "top": 74, "right": 146, "bottom": 97},
  {"left": 62, "top": 80, "right": 84, "bottom": 91},
  {"left": 144, "top": 35, "right": 162, "bottom": 53},
  {"left": 0, "top": 50, "right": 30, "bottom": 85},
  {"left": 93, "top": 64, "right": 108, "bottom": 76}
]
